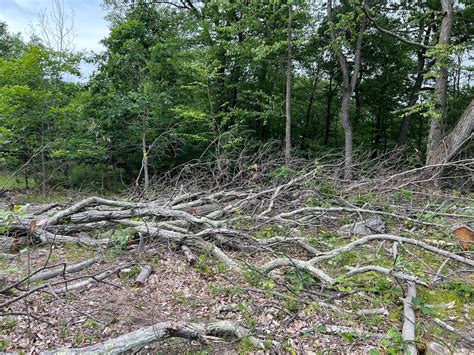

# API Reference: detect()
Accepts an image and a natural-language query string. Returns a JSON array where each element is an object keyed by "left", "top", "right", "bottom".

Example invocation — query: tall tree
[
  {"left": 285, "top": 3, "right": 293, "bottom": 163},
  {"left": 426, "top": 0, "right": 454, "bottom": 164},
  {"left": 327, "top": 0, "right": 366, "bottom": 179}
]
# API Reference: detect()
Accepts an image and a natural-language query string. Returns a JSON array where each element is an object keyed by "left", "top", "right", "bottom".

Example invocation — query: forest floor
[{"left": 0, "top": 163, "right": 473, "bottom": 354}]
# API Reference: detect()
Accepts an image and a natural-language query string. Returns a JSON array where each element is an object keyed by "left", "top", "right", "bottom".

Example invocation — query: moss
[{"left": 418, "top": 288, "right": 467, "bottom": 318}]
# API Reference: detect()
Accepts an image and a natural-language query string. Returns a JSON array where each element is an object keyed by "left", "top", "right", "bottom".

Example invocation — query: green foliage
[
  {"left": 0, "top": 0, "right": 471, "bottom": 192},
  {"left": 268, "top": 166, "right": 295, "bottom": 180},
  {"left": 381, "top": 327, "right": 405, "bottom": 354},
  {"left": 0, "top": 317, "right": 16, "bottom": 330},
  {"left": 287, "top": 269, "right": 316, "bottom": 291},
  {"left": 0, "top": 339, "right": 10, "bottom": 352}
]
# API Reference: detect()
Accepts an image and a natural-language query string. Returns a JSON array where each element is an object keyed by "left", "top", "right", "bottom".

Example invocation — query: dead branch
[
  {"left": 402, "top": 282, "right": 418, "bottom": 355},
  {"left": 46, "top": 320, "right": 264, "bottom": 354}
]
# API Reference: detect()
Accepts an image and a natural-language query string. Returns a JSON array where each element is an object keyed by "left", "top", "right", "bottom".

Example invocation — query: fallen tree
[{"left": 1, "top": 164, "right": 473, "bottom": 352}]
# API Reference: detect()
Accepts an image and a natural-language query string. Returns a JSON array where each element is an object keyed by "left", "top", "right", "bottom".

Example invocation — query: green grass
[{"left": 0, "top": 174, "right": 36, "bottom": 190}]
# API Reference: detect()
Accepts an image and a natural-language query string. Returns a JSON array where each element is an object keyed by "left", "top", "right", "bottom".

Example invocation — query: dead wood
[
  {"left": 134, "top": 265, "right": 153, "bottom": 286},
  {"left": 181, "top": 245, "right": 198, "bottom": 265},
  {"left": 45, "top": 320, "right": 263, "bottom": 354},
  {"left": 402, "top": 281, "right": 418, "bottom": 355}
]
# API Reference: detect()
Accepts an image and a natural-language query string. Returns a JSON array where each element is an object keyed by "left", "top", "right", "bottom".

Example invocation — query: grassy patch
[{"left": 0, "top": 174, "right": 36, "bottom": 190}]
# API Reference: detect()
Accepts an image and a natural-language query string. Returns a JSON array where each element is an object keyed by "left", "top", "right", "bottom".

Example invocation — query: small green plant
[
  {"left": 111, "top": 228, "right": 133, "bottom": 249},
  {"left": 253, "top": 226, "right": 277, "bottom": 239},
  {"left": 122, "top": 265, "right": 142, "bottom": 282},
  {"left": 243, "top": 270, "right": 264, "bottom": 287},
  {"left": 287, "top": 269, "right": 315, "bottom": 291},
  {"left": 59, "top": 328, "right": 70, "bottom": 339},
  {"left": 381, "top": 327, "right": 405, "bottom": 354},
  {"left": 74, "top": 333, "right": 84, "bottom": 347},
  {"left": 237, "top": 299, "right": 257, "bottom": 328},
  {"left": 0, "top": 339, "right": 10, "bottom": 352},
  {"left": 0, "top": 317, "right": 16, "bottom": 330},
  {"left": 239, "top": 336, "right": 259, "bottom": 354},
  {"left": 268, "top": 166, "right": 294, "bottom": 180},
  {"left": 172, "top": 291, "right": 199, "bottom": 307},
  {"left": 411, "top": 297, "right": 435, "bottom": 315},
  {"left": 85, "top": 319, "right": 103, "bottom": 330},
  {"left": 196, "top": 254, "right": 212, "bottom": 276},
  {"left": 0, "top": 204, "right": 29, "bottom": 233}
]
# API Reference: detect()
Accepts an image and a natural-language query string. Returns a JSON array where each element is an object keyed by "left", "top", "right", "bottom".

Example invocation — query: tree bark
[
  {"left": 328, "top": 0, "right": 366, "bottom": 180},
  {"left": 426, "top": 99, "right": 474, "bottom": 166},
  {"left": 397, "top": 24, "right": 432, "bottom": 146},
  {"left": 284, "top": 3, "right": 292, "bottom": 164},
  {"left": 324, "top": 72, "right": 333, "bottom": 146},
  {"left": 426, "top": 0, "right": 454, "bottom": 163},
  {"left": 142, "top": 130, "right": 149, "bottom": 192}
]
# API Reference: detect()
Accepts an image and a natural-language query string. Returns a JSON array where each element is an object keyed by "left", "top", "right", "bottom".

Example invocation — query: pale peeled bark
[
  {"left": 427, "top": 99, "right": 473, "bottom": 166},
  {"left": 46, "top": 320, "right": 263, "bottom": 354},
  {"left": 402, "top": 282, "right": 418, "bottom": 355}
]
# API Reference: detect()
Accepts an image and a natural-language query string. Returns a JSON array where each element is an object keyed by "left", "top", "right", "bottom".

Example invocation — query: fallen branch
[
  {"left": 29, "top": 257, "right": 100, "bottom": 283},
  {"left": 46, "top": 320, "right": 264, "bottom": 354},
  {"left": 433, "top": 318, "right": 474, "bottom": 346},
  {"left": 402, "top": 281, "right": 418, "bottom": 355}
]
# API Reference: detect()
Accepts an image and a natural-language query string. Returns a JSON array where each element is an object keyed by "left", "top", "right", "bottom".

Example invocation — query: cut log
[
  {"left": 181, "top": 245, "right": 198, "bottom": 265},
  {"left": 134, "top": 265, "right": 153, "bottom": 286}
]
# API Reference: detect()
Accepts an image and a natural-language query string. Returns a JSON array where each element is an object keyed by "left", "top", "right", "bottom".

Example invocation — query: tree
[
  {"left": 426, "top": 0, "right": 454, "bottom": 164},
  {"left": 285, "top": 3, "right": 293, "bottom": 163},
  {"left": 327, "top": 0, "right": 366, "bottom": 180}
]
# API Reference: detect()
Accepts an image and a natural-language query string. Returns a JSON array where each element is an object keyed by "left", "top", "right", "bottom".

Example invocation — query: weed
[
  {"left": 287, "top": 269, "right": 316, "bottom": 291},
  {"left": 380, "top": 327, "right": 405, "bottom": 354},
  {"left": 63, "top": 243, "right": 92, "bottom": 261},
  {"left": 239, "top": 336, "right": 259, "bottom": 354},
  {"left": 0, "top": 318, "right": 16, "bottom": 330},
  {"left": 172, "top": 291, "right": 199, "bottom": 307},
  {"left": 74, "top": 333, "right": 84, "bottom": 347},
  {"left": 269, "top": 166, "right": 294, "bottom": 180},
  {"left": 85, "top": 319, "right": 103, "bottom": 330},
  {"left": 0, "top": 339, "right": 10, "bottom": 351},
  {"left": 253, "top": 226, "right": 277, "bottom": 239}
]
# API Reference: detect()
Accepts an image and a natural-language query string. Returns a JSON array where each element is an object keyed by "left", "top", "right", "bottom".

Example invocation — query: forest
[{"left": 0, "top": 0, "right": 473, "bottom": 353}]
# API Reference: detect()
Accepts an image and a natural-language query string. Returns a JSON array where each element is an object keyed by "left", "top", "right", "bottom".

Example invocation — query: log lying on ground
[
  {"left": 52, "top": 265, "right": 129, "bottom": 295},
  {"left": 29, "top": 257, "right": 100, "bottom": 283},
  {"left": 46, "top": 320, "right": 264, "bottom": 354},
  {"left": 134, "top": 265, "right": 153, "bottom": 286},
  {"left": 402, "top": 281, "right": 418, "bottom": 355}
]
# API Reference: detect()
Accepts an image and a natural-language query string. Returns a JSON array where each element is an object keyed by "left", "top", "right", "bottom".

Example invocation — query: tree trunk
[
  {"left": 340, "top": 91, "right": 353, "bottom": 179},
  {"left": 327, "top": 0, "right": 366, "bottom": 180},
  {"left": 41, "top": 128, "right": 47, "bottom": 195},
  {"left": 427, "top": 99, "right": 474, "bottom": 166},
  {"left": 324, "top": 73, "right": 333, "bottom": 146},
  {"left": 284, "top": 4, "right": 292, "bottom": 164},
  {"left": 302, "top": 74, "right": 319, "bottom": 150},
  {"left": 397, "top": 23, "right": 432, "bottom": 146},
  {"left": 426, "top": 0, "right": 454, "bottom": 163},
  {"left": 142, "top": 131, "right": 149, "bottom": 192}
]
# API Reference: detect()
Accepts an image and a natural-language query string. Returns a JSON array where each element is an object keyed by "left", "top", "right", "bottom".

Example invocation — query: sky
[{"left": 0, "top": 0, "right": 110, "bottom": 77}]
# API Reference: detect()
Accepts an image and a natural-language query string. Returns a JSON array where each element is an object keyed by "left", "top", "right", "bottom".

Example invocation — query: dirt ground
[{"left": 1, "top": 242, "right": 389, "bottom": 354}]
